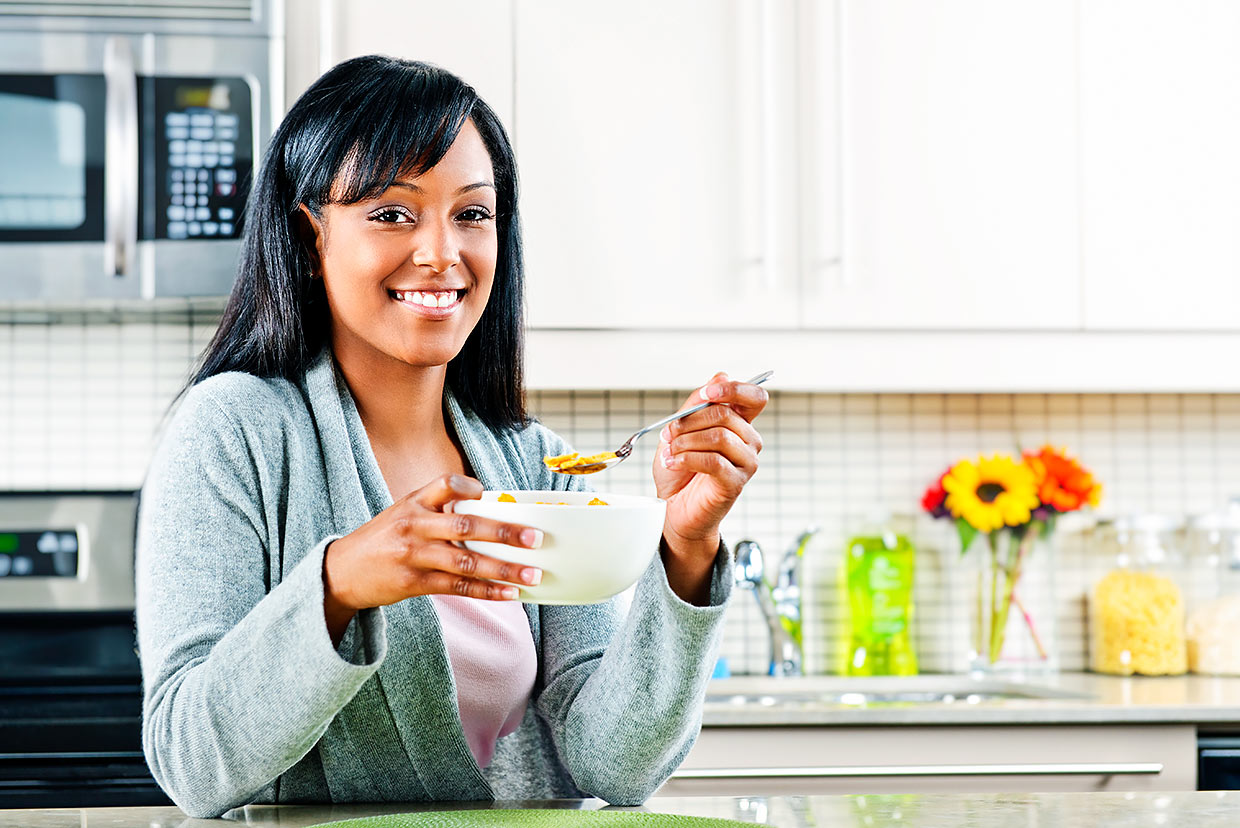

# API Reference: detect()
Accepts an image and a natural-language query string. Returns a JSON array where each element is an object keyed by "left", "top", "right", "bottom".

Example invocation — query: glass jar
[
  {"left": 1185, "top": 501, "right": 1240, "bottom": 676},
  {"left": 1089, "top": 515, "right": 1188, "bottom": 676}
]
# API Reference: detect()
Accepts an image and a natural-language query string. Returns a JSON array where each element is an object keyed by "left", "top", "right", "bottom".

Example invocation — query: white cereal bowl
[{"left": 451, "top": 490, "right": 667, "bottom": 604}]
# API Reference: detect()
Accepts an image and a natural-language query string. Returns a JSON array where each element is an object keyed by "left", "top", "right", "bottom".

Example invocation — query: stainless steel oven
[
  {"left": 0, "top": 491, "right": 167, "bottom": 808},
  {"left": 0, "top": 1, "right": 282, "bottom": 302}
]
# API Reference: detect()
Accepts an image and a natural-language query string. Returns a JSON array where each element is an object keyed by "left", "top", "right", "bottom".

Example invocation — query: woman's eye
[
  {"left": 458, "top": 207, "right": 495, "bottom": 223},
  {"left": 369, "top": 208, "right": 412, "bottom": 223}
]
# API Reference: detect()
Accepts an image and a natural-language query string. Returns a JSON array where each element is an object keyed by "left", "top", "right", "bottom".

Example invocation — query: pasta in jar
[
  {"left": 1090, "top": 569, "right": 1187, "bottom": 676},
  {"left": 1088, "top": 515, "right": 1188, "bottom": 676}
]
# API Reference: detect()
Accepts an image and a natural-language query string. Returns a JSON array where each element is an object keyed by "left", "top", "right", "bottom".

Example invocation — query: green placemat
[{"left": 308, "top": 809, "right": 753, "bottom": 827}]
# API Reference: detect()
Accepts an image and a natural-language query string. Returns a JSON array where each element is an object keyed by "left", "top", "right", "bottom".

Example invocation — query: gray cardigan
[{"left": 135, "top": 348, "right": 732, "bottom": 819}]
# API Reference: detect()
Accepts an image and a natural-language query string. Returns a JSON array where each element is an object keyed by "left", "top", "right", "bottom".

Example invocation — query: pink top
[{"left": 430, "top": 595, "right": 538, "bottom": 768}]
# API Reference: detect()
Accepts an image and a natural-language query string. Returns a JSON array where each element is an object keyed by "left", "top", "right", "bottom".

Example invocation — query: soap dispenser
[{"left": 841, "top": 514, "right": 919, "bottom": 676}]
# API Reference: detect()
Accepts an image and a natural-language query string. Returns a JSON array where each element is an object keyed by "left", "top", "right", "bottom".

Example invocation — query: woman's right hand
[{"left": 321, "top": 474, "right": 543, "bottom": 644}]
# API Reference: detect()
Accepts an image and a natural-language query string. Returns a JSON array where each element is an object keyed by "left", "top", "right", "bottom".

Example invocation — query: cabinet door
[
  {"left": 805, "top": 0, "right": 1080, "bottom": 329},
  {"left": 516, "top": 0, "right": 799, "bottom": 329},
  {"left": 314, "top": 0, "right": 515, "bottom": 131},
  {"left": 1081, "top": 0, "right": 1240, "bottom": 331}
]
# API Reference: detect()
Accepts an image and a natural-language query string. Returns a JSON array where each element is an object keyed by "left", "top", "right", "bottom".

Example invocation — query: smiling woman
[
  {"left": 135, "top": 56, "right": 768, "bottom": 819},
  {"left": 188, "top": 56, "right": 525, "bottom": 430},
  {"left": 303, "top": 120, "right": 500, "bottom": 382}
]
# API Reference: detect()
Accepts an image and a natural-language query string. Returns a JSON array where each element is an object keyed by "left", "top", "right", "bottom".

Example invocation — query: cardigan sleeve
[
  {"left": 135, "top": 378, "right": 387, "bottom": 818},
  {"left": 519, "top": 421, "right": 734, "bottom": 804},
  {"left": 534, "top": 549, "right": 732, "bottom": 804}
]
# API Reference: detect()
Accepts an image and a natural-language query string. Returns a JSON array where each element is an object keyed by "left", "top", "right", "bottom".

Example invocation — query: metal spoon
[{"left": 547, "top": 370, "right": 773, "bottom": 475}]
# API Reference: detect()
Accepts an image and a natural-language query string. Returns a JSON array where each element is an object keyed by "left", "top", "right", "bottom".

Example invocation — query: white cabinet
[
  {"left": 514, "top": 0, "right": 801, "bottom": 330},
  {"left": 807, "top": 0, "right": 1080, "bottom": 330},
  {"left": 517, "top": 0, "right": 1083, "bottom": 332},
  {"left": 1080, "top": 0, "right": 1240, "bottom": 331},
  {"left": 287, "top": 0, "right": 515, "bottom": 134},
  {"left": 659, "top": 724, "right": 1197, "bottom": 795}
]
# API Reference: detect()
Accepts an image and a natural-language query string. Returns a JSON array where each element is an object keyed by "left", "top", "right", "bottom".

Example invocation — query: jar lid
[
  {"left": 1187, "top": 511, "right": 1240, "bottom": 532},
  {"left": 1112, "top": 514, "right": 1183, "bottom": 533}
]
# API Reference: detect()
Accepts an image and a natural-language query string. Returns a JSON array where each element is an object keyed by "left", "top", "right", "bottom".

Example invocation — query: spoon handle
[{"left": 632, "top": 370, "right": 774, "bottom": 442}]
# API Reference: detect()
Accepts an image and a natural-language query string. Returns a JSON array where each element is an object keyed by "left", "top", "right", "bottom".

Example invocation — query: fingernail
[
  {"left": 662, "top": 446, "right": 678, "bottom": 469},
  {"left": 502, "top": 586, "right": 520, "bottom": 600},
  {"left": 703, "top": 383, "right": 723, "bottom": 400},
  {"left": 521, "top": 528, "right": 544, "bottom": 549},
  {"left": 660, "top": 425, "right": 672, "bottom": 442},
  {"left": 522, "top": 567, "right": 543, "bottom": 586}
]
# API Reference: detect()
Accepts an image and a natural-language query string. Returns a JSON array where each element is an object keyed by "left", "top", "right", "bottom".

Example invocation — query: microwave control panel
[
  {"left": 151, "top": 77, "right": 254, "bottom": 241},
  {"left": 0, "top": 529, "right": 79, "bottom": 578}
]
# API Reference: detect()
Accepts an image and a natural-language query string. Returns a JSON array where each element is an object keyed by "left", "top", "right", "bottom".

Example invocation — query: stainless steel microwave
[{"left": 0, "top": 1, "right": 283, "bottom": 302}]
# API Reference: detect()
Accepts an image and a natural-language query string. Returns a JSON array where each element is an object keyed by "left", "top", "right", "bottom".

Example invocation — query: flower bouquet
[{"left": 922, "top": 446, "right": 1102, "bottom": 672}]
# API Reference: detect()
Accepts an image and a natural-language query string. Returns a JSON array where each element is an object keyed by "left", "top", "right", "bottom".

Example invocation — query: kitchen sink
[{"left": 703, "top": 675, "right": 1092, "bottom": 708}]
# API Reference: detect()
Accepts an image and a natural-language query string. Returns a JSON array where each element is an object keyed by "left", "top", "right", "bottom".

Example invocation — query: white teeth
[{"left": 395, "top": 290, "right": 458, "bottom": 308}]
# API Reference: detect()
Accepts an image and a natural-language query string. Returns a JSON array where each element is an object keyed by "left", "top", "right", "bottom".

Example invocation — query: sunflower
[
  {"left": 941, "top": 454, "right": 1039, "bottom": 533},
  {"left": 1024, "top": 445, "right": 1102, "bottom": 513}
]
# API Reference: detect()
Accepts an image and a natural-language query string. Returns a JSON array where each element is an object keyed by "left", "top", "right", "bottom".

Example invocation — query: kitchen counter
[
  {"left": 3, "top": 792, "right": 1239, "bottom": 827},
  {"left": 702, "top": 672, "right": 1240, "bottom": 726}
]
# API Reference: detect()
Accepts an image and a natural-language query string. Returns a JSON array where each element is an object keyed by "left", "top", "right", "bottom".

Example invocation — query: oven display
[{"left": 0, "top": 529, "right": 79, "bottom": 578}]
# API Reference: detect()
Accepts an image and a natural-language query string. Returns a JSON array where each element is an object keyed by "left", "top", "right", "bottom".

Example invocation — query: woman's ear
[{"left": 296, "top": 204, "right": 325, "bottom": 277}]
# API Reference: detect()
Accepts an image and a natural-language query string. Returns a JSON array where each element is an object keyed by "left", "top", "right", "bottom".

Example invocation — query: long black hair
[{"left": 188, "top": 55, "right": 527, "bottom": 429}]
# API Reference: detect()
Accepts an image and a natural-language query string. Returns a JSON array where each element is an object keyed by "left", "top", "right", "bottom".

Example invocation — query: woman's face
[{"left": 306, "top": 119, "right": 499, "bottom": 374}]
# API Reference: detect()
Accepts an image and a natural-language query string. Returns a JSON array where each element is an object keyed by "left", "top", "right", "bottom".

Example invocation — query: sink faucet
[{"left": 734, "top": 529, "right": 817, "bottom": 677}]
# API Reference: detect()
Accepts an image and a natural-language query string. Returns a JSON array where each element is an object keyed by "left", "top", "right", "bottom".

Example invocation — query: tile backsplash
[{"left": 4, "top": 315, "right": 1239, "bottom": 675}]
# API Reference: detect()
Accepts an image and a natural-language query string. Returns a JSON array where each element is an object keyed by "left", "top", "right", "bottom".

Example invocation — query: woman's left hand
[{"left": 653, "top": 372, "right": 768, "bottom": 604}]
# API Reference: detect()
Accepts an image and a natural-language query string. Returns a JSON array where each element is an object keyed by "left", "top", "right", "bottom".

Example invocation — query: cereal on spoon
[{"left": 542, "top": 451, "right": 618, "bottom": 475}]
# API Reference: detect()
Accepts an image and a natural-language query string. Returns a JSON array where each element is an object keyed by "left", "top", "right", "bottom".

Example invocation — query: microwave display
[{"left": 148, "top": 76, "right": 253, "bottom": 241}]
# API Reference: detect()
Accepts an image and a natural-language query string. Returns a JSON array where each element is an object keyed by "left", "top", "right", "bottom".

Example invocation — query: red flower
[
  {"left": 1023, "top": 445, "right": 1102, "bottom": 514},
  {"left": 922, "top": 474, "right": 949, "bottom": 517}
]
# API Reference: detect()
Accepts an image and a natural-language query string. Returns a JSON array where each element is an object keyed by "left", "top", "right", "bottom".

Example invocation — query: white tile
[{"left": 11, "top": 319, "right": 1240, "bottom": 674}]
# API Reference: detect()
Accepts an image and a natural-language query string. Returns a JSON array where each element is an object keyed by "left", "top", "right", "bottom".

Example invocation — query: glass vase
[{"left": 968, "top": 528, "right": 1058, "bottom": 675}]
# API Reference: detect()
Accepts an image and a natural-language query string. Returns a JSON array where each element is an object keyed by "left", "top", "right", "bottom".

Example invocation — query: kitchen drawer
[{"left": 659, "top": 725, "right": 1197, "bottom": 796}]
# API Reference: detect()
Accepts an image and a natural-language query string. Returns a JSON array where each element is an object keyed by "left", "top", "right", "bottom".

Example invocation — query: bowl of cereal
[{"left": 452, "top": 490, "right": 666, "bottom": 604}]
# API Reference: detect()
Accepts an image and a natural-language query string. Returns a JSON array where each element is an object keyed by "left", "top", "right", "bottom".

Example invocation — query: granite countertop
[
  {"left": 701, "top": 672, "right": 1240, "bottom": 726},
  {"left": 2, "top": 793, "right": 1238, "bottom": 828}
]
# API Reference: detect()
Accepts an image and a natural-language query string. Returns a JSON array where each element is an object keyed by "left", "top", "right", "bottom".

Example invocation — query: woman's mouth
[{"left": 389, "top": 288, "right": 465, "bottom": 317}]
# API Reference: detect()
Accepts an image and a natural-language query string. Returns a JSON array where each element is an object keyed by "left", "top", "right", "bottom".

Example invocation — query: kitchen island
[{"left": 2, "top": 792, "right": 1238, "bottom": 827}]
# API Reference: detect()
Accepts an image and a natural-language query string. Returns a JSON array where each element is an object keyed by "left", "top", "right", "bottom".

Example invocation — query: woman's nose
[{"left": 410, "top": 217, "right": 461, "bottom": 273}]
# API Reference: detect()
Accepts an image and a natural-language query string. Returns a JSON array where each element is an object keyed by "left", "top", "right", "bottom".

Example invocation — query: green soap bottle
[{"left": 842, "top": 527, "right": 919, "bottom": 676}]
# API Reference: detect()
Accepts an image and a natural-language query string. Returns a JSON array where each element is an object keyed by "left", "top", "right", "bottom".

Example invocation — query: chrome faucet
[{"left": 734, "top": 528, "right": 817, "bottom": 677}]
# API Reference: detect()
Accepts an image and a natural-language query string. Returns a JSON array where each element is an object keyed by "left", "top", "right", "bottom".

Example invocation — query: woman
[{"left": 136, "top": 55, "right": 767, "bottom": 819}]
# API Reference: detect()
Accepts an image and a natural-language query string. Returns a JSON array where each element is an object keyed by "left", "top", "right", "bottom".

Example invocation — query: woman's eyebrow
[{"left": 388, "top": 181, "right": 496, "bottom": 194}]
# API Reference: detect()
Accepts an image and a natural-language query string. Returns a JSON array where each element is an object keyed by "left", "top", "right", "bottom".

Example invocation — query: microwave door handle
[{"left": 103, "top": 37, "right": 138, "bottom": 278}]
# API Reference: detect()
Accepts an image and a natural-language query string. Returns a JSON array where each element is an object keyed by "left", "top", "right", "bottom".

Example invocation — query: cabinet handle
[
  {"left": 758, "top": 0, "right": 779, "bottom": 292},
  {"left": 103, "top": 36, "right": 138, "bottom": 279},
  {"left": 736, "top": 0, "right": 779, "bottom": 293},
  {"left": 671, "top": 762, "right": 1164, "bottom": 779},
  {"left": 799, "top": 0, "right": 843, "bottom": 289}
]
